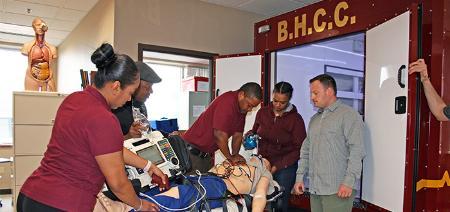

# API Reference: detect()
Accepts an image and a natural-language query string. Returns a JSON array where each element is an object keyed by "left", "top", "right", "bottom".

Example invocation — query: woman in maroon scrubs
[{"left": 18, "top": 43, "right": 163, "bottom": 212}]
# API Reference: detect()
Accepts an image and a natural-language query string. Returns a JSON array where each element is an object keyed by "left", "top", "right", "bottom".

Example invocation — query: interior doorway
[
  {"left": 138, "top": 44, "right": 216, "bottom": 130},
  {"left": 274, "top": 32, "right": 366, "bottom": 199}
]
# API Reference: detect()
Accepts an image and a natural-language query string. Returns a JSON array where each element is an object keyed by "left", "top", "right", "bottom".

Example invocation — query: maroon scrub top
[
  {"left": 183, "top": 91, "right": 246, "bottom": 154},
  {"left": 20, "top": 86, "right": 124, "bottom": 211}
]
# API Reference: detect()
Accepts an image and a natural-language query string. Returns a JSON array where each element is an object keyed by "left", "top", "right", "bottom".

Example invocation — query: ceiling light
[
  {"left": 0, "top": 22, "right": 34, "bottom": 37},
  {"left": 311, "top": 44, "right": 364, "bottom": 57},
  {"left": 277, "top": 52, "right": 347, "bottom": 64}
]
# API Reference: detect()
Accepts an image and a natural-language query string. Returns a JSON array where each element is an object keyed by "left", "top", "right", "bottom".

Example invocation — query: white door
[
  {"left": 214, "top": 55, "right": 262, "bottom": 163},
  {"left": 362, "top": 11, "right": 411, "bottom": 211}
]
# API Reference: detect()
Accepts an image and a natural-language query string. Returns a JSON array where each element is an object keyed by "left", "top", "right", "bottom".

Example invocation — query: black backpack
[{"left": 167, "top": 135, "right": 192, "bottom": 173}]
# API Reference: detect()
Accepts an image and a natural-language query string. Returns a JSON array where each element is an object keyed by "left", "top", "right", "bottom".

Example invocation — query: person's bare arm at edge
[
  {"left": 251, "top": 176, "right": 270, "bottom": 212},
  {"left": 123, "top": 148, "right": 167, "bottom": 187},
  {"left": 409, "top": 59, "right": 449, "bottom": 121},
  {"left": 96, "top": 151, "right": 159, "bottom": 211}
]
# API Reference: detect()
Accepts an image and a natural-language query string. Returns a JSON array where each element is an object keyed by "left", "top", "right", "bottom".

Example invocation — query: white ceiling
[
  {"left": 0, "top": 0, "right": 98, "bottom": 46},
  {"left": 200, "top": 0, "right": 321, "bottom": 18},
  {"left": 0, "top": 0, "right": 321, "bottom": 47}
]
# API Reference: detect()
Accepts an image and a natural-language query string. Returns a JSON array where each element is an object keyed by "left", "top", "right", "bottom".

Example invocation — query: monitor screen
[{"left": 136, "top": 145, "right": 165, "bottom": 165}]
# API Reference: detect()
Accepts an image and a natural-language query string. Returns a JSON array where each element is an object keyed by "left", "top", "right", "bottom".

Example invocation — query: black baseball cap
[{"left": 135, "top": 61, "right": 161, "bottom": 83}]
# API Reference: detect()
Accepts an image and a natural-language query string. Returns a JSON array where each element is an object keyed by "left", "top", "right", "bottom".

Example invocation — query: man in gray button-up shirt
[{"left": 293, "top": 74, "right": 365, "bottom": 212}]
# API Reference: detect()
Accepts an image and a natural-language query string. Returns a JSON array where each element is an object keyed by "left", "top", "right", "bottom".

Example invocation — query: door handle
[{"left": 397, "top": 65, "right": 406, "bottom": 88}]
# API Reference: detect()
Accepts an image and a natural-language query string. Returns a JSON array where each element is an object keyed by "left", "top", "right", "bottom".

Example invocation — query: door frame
[{"left": 137, "top": 43, "right": 218, "bottom": 101}]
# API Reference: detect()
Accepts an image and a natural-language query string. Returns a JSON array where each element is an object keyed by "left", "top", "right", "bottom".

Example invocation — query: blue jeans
[{"left": 273, "top": 162, "right": 298, "bottom": 212}]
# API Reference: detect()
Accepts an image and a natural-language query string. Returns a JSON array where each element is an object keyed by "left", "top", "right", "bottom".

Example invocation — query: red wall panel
[{"left": 253, "top": 0, "right": 450, "bottom": 211}]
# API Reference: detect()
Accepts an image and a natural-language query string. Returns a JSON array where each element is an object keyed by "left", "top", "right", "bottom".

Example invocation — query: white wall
[
  {"left": 57, "top": 0, "right": 263, "bottom": 92},
  {"left": 57, "top": 0, "right": 115, "bottom": 93}
]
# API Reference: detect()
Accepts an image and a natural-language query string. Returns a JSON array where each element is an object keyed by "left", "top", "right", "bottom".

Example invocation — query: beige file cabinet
[
  {"left": 0, "top": 159, "right": 12, "bottom": 190},
  {"left": 13, "top": 91, "right": 67, "bottom": 206}
]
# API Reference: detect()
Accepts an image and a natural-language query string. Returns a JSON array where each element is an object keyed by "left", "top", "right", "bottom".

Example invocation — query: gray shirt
[
  {"left": 246, "top": 155, "right": 275, "bottom": 194},
  {"left": 295, "top": 100, "right": 365, "bottom": 195}
]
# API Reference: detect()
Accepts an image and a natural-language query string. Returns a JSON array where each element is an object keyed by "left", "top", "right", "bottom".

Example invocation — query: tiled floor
[
  {"left": 0, "top": 194, "right": 13, "bottom": 212},
  {"left": 0, "top": 194, "right": 308, "bottom": 212}
]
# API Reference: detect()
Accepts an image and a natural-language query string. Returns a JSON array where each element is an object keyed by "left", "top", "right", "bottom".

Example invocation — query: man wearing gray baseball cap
[{"left": 113, "top": 61, "right": 161, "bottom": 139}]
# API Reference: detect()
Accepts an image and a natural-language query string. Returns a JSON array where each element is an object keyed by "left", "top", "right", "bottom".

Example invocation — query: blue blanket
[{"left": 141, "top": 175, "right": 227, "bottom": 211}]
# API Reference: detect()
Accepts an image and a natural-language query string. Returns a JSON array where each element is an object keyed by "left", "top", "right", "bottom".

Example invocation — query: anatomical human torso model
[{"left": 21, "top": 17, "right": 57, "bottom": 91}]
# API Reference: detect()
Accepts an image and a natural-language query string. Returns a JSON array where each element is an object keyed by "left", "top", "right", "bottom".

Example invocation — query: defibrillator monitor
[
  {"left": 124, "top": 131, "right": 181, "bottom": 189},
  {"left": 136, "top": 145, "right": 165, "bottom": 165}
]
